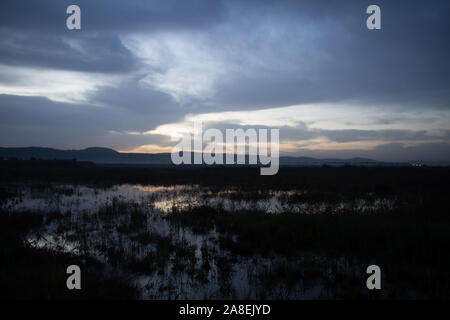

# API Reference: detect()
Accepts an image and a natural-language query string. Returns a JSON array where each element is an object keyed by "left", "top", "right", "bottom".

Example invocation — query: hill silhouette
[{"left": 0, "top": 146, "right": 396, "bottom": 166}]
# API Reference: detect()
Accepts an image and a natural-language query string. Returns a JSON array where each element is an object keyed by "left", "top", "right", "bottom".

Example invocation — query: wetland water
[{"left": 1, "top": 183, "right": 396, "bottom": 299}]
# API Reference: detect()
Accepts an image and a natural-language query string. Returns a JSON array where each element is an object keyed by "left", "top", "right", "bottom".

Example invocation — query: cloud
[
  {"left": 0, "top": 0, "right": 227, "bottom": 33},
  {"left": 121, "top": 33, "right": 226, "bottom": 103},
  {"left": 0, "top": 94, "right": 171, "bottom": 149},
  {"left": 0, "top": 0, "right": 449, "bottom": 162},
  {"left": 0, "top": 64, "right": 120, "bottom": 103},
  {"left": 2, "top": 0, "right": 449, "bottom": 110},
  {"left": 291, "top": 142, "right": 450, "bottom": 163},
  {"left": 0, "top": 30, "right": 138, "bottom": 74},
  {"left": 121, "top": 103, "right": 450, "bottom": 161},
  {"left": 146, "top": 103, "right": 450, "bottom": 136}
]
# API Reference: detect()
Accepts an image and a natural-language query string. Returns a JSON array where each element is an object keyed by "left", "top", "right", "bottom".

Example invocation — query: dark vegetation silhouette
[{"left": 1, "top": 160, "right": 449, "bottom": 299}]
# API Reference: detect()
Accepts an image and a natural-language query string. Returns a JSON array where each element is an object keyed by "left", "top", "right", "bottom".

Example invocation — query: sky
[{"left": 0, "top": 0, "right": 449, "bottom": 162}]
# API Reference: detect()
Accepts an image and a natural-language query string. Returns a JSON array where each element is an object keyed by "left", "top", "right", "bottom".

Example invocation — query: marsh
[{"left": 1, "top": 163, "right": 450, "bottom": 299}]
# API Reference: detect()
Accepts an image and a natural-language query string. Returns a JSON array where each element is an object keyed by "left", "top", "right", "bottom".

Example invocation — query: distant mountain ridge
[
  {"left": 0, "top": 146, "right": 401, "bottom": 166},
  {"left": 0, "top": 147, "right": 171, "bottom": 164}
]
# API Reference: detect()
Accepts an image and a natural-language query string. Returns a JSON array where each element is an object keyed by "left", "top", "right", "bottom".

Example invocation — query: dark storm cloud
[
  {"left": 1, "top": 0, "right": 449, "bottom": 108},
  {"left": 280, "top": 126, "right": 424, "bottom": 143},
  {"left": 87, "top": 76, "right": 182, "bottom": 120},
  {"left": 210, "top": 0, "right": 450, "bottom": 110},
  {"left": 1, "top": 0, "right": 226, "bottom": 32},
  {"left": 0, "top": 94, "right": 171, "bottom": 149},
  {"left": 0, "top": 0, "right": 449, "bottom": 160},
  {"left": 0, "top": 30, "right": 137, "bottom": 73},
  {"left": 0, "top": 0, "right": 226, "bottom": 73},
  {"left": 294, "top": 143, "right": 450, "bottom": 163},
  {"left": 311, "top": 129, "right": 447, "bottom": 143},
  {"left": 204, "top": 122, "right": 449, "bottom": 145}
]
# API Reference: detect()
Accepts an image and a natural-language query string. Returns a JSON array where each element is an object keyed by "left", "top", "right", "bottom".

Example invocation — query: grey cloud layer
[
  {"left": 203, "top": 122, "right": 450, "bottom": 144},
  {"left": 1, "top": 0, "right": 449, "bottom": 108},
  {"left": 0, "top": 94, "right": 171, "bottom": 149},
  {"left": 0, "top": 0, "right": 449, "bottom": 160},
  {"left": 291, "top": 143, "right": 450, "bottom": 163},
  {"left": 0, "top": 30, "right": 137, "bottom": 73}
]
